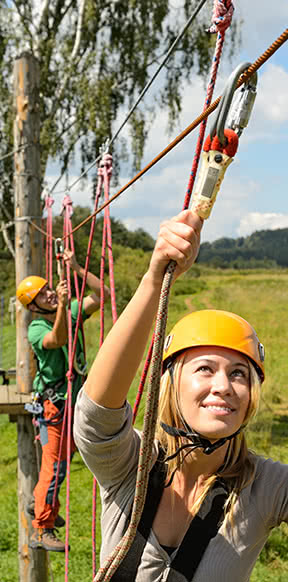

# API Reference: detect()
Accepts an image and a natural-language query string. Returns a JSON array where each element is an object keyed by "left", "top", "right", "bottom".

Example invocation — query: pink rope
[
  {"left": 133, "top": 0, "right": 235, "bottom": 421},
  {"left": 183, "top": 0, "right": 234, "bottom": 209},
  {"left": 101, "top": 154, "right": 118, "bottom": 325},
  {"left": 44, "top": 194, "right": 54, "bottom": 287},
  {"left": 92, "top": 155, "right": 119, "bottom": 576},
  {"left": 207, "top": 0, "right": 234, "bottom": 35}
]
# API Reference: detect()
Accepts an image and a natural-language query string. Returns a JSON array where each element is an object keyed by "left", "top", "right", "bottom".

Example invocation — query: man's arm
[
  {"left": 42, "top": 281, "right": 68, "bottom": 349},
  {"left": 63, "top": 249, "right": 110, "bottom": 315}
]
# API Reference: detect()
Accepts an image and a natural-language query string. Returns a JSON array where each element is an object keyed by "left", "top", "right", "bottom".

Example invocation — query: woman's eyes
[
  {"left": 195, "top": 366, "right": 248, "bottom": 379},
  {"left": 196, "top": 365, "right": 212, "bottom": 373},
  {"left": 230, "top": 368, "right": 246, "bottom": 378}
]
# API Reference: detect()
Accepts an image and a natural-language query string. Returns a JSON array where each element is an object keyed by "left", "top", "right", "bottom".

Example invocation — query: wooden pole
[{"left": 14, "top": 52, "right": 48, "bottom": 581}]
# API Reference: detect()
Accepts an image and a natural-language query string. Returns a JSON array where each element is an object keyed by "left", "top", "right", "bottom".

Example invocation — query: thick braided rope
[
  {"left": 102, "top": 154, "right": 118, "bottom": 324},
  {"left": 94, "top": 261, "right": 176, "bottom": 581},
  {"left": 63, "top": 207, "right": 75, "bottom": 580},
  {"left": 208, "top": 0, "right": 234, "bottom": 35},
  {"left": 132, "top": 0, "right": 234, "bottom": 425},
  {"left": 44, "top": 193, "right": 54, "bottom": 287},
  {"left": 183, "top": 0, "right": 234, "bottom": 209},
  {"left": 91, "top": 172, "right": 105, "bottom": 578}
]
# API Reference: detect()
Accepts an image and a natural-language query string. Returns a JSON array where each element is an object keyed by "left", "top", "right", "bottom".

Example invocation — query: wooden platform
[{"left": 0, "top": 383, "right": 32, "bottom": 415}]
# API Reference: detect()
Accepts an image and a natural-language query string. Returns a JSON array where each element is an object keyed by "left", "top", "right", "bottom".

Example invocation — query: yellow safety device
[
  {"left": 163, "top": 309, "right": 265, "bottom": 382},
  {"left": 16, "top": 276, "right": 48, "bottom": 308}
]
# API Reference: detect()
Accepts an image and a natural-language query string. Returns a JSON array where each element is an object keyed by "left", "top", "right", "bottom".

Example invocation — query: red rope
[
  {"left": 92, "top": 154, "right": 119, "bottom": 576},
  {"left": 92, "top": 170, "right": 105, "bottom": 578},
  {"left": 132, "top": 0, "right": 234, "bottom": 424},
  {"left": 44, "top": 194, "right": 54, "bottom": 287},
  {"left": 101, "top": 154, "right": 118, "bottom": 324}
]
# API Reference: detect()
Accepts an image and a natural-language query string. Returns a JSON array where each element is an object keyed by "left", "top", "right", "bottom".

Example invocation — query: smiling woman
[{"left": 74, "top": 209, "right": 288, "bottom": 582}]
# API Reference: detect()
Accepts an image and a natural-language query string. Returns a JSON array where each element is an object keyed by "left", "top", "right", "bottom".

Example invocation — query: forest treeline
[
  {"left": 2, "top": 207, "right": 288, "bottom": 313},
  {"left": 197, "top": 228, "right": 288, "bottom": 269}
]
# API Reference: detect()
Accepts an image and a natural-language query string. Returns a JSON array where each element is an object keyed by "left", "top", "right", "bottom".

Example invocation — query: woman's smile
[{"left": 178, "top": 346, "right": 250, "bottom": 439}]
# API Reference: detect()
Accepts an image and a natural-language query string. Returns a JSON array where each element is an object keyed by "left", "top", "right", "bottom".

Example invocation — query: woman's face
[{"left": 178, "top": 346, "right": 250, "bottom": 441}]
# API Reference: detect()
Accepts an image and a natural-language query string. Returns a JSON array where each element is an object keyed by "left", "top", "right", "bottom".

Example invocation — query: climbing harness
[
  {"left": 191, "top": 62, "right": 257, "bottom": 219},
  {"left": 108, "top": 449, "right": 228, "bottom": 582}
]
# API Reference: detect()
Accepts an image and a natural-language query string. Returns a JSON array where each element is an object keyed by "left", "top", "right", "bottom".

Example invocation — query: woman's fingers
[{"left": 149, "top": 210, "right": 203, "bottom": 282}]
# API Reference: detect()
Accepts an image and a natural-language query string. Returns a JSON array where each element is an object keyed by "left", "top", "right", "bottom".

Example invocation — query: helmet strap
[
  {"left": 30, "top": 298, "right": 57, "bottom": 315},
  {"left": 162, "top": 360, "right": 242, "bottom": 465}
]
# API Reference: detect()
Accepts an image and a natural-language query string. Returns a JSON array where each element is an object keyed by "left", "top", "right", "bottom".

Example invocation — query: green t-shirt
[{"left": 28, "top": 300, "right": 89, "bottom": 404}]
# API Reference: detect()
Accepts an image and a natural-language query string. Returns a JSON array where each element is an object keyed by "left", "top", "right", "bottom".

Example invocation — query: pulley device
[{"left": 191, "top": 62, "right": 257, "bottom": 219}]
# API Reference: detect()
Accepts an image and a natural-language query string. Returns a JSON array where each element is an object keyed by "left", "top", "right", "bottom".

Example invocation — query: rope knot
[
  {"left": 61, "top": 193, "right": 73, "bottom": 218},
  {"left": 208, "top": 0, "right": 234, "bottom": 35},
  {"left": 44, "top": 194, "right": 54, "bottom": 209}
]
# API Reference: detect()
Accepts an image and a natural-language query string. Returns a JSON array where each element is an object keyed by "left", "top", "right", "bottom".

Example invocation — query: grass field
[{"left": 1, "top": 268, "right": 288, "bottom": 581}]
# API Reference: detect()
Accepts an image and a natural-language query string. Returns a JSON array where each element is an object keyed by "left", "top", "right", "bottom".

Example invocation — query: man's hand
[
  {"left": 63, "top": 249, "right": 79, "bottom": 272},
  {"left": 56, "top": 280, "right": 68, "bottom": 307}
]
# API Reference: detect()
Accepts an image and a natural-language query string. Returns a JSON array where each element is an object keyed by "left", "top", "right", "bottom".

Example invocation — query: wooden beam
[{"left": 14, "top": 53, "right": 48, "bottom": 581}]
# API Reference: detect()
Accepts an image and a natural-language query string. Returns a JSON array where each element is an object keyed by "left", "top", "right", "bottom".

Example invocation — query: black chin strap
[
  {"left": 160, "top": 420, "right": 241, "bottom": 458},
  {"left": 31, "top": 299, "right": 57, "bottom": 315},
  {"left": 160, "top": 420, "right": 242, "bottom": 488}
]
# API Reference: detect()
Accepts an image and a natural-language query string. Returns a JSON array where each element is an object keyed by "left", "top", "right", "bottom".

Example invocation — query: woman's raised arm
[{"left": 84, "top": 210, "right": 203, "bottom": 409}]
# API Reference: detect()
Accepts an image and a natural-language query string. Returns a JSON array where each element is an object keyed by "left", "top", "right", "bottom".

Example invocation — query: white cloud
[
  {"left": 237, "top": 212, "right": 288, "bottom": 237},
  {"left": 255, "top": 65, "right": 288, "bottom": 123}
]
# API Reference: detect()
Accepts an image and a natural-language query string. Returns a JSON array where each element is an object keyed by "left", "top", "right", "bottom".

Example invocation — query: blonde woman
[{"left": 74, "top": 209, "right": 288, "bottom": 581}]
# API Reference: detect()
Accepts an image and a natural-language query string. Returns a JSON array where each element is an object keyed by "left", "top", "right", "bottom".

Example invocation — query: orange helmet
[
  {"left": 16, "top": 276, "right": 47, "bottom": 308},
  {"left": 163, "top": 309, "right": 265, "bottom": 382}
]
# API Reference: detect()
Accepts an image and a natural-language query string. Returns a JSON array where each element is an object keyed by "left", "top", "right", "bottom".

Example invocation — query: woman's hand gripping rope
[{"left": 148, "top": 210, "right": 203, "bottom": 284}]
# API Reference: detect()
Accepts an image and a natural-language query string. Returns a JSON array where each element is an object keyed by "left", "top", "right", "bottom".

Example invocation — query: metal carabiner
[
  {"left": 209, "top": 61, "right": 254, "bottom": 145},
  {"left": 54, "top": 237, "right": 64, "bottom": 259},
  {"left": 54, "top": 238, "right": 64, "bottom": 279}
]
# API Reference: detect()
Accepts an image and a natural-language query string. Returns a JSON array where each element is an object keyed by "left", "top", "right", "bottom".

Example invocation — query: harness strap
[{"left": 110, "top": 448, "right": 227, "bottom": 581}]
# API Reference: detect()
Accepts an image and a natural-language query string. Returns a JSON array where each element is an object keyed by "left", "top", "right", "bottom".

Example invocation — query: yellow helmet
[
  {"left": 163, "top": 309, "right": 265, "bottom": 382},
  {"left": 16, "top": 276, "right": 47, "bottom": 308}
]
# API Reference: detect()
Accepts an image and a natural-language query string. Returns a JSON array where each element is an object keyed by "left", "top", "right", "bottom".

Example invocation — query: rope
[
  {"left": 61, "top": 25, "right": 288, "bottom": 243},
  {"left": 44, "top": 194, "right": 54, "bottom": 287},
  {"left": 101, "top": 155, "right": 118, "bottom": 324},
  {"left": 94, "top": 262, "right": 175, "bottom": 581},
  {"left": 95, "top": 3, "right": 235, "bottom": 578},
  {"left": 132, "top": 0, "right": 234, "bottom": 426}
]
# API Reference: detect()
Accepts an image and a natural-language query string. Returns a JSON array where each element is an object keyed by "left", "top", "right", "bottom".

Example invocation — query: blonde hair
[{"left": 155, "top": 352, "right": 261, "bottom": 527}]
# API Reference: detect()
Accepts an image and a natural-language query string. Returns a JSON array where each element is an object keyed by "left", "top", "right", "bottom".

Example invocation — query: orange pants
[{"left": 32, "top": 399, "right": 76, "bottom": 529}]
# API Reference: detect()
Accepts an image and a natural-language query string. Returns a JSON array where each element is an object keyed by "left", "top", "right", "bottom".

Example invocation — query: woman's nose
[{"left": 210, "top": 372, "right": 232, "bottom": 394}]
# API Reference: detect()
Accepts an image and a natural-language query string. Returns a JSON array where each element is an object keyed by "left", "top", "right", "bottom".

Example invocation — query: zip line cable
[
  {"left": 48, "top": 0, "right": 210, "bottom": 196},
  {"left": 60, "top": 24, "right": 288, "bottom": 242},
  {"left": 28, "top": 26, "right": 288, "bottom": 246}
]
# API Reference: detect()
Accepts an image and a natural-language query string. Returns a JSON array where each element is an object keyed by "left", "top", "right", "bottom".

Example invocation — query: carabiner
[
  {"left": 209, "top": 61, "right": 253, "bottom": 145},
  {"left": 226, "top": 71, "right": 257, "bottom": 137},
  {"left": 54, "top": 237, "right": 64, "bottom": 260}
]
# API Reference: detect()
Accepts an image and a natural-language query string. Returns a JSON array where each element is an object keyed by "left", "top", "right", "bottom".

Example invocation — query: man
[{"left": 16, "top": 249, "right": 110, "bottom": 552}]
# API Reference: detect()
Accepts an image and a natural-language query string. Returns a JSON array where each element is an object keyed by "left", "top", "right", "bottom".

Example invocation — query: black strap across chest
[{"left": 109, "top": 449, "right": 228, "bottom": 581}]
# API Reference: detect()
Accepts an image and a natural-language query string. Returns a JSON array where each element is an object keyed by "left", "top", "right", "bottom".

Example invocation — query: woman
[{"left": 74, "top": 209, "right": 288, "bottom": 581}]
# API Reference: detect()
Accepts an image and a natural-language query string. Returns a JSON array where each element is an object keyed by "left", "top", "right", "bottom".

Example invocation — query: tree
[{"left": 0, "top": 0, "right": 239, "bottom": 253}]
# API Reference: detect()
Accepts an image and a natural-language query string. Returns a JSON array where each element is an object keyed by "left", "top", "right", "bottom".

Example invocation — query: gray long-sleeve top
[{"left": 74, "top": 387, "right": 288, "bottom": 581}]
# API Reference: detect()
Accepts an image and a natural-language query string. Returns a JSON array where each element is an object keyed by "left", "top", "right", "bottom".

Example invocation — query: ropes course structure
[{"left": 14, "top": 1, "right": 288, "bottom": 580}]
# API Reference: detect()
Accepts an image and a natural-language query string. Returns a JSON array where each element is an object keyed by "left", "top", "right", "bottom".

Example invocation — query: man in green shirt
[{"left": 16, "top": 250, "right": 110, "bottom": 552}]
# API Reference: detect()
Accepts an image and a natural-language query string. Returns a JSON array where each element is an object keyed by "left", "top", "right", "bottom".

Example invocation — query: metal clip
[
  {"left": 54, "top": 238, "right": 64, "bottom": 279},
  {"left": 209, "top": 61, "right": 253, "bottom": 145},
  {"left": 226, "top": 72, "right": 257, "bottom": 137},
  {"left": 191, "top": 62, "right": 256, "bottom": 220}
]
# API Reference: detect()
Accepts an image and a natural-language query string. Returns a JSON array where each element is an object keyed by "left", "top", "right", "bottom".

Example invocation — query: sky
[{"left": 46, "top": 0, "right": 288, "bottom": 243}]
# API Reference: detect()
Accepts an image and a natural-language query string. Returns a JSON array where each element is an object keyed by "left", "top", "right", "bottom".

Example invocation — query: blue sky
[{"left": 46, "top": 0, "right": 288, "bottom": 243}]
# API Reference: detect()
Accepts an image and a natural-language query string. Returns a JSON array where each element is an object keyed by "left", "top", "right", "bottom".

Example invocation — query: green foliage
[
  {"left": 0, "top": 0, "right": 240, "bottom": 243},
  {"left": 197, "top": 228, "right": 288, "bottom": 268},
  {"left": 2, "top": 269, "right": 288, "bottom": 579}
]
